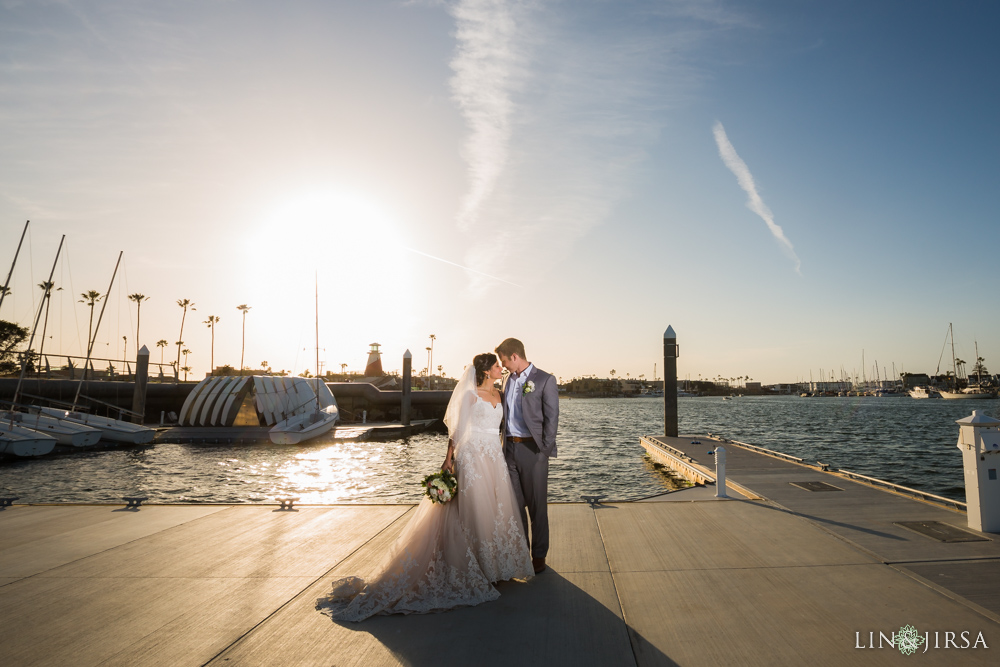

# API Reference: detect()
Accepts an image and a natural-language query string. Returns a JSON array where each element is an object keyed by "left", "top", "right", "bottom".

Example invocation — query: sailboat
[
  {"left": 0, "top": 410, "right": 101, "bottom": 446},
  {"left": 939, "top": 324, "right": 996, "bottom": 400},
  {"left": 0, "top": 421, "right": 56, "bottom": 457},
  {"left": 38, "top": 252, "right": 157, "bottom": 443},
  {"left": 1, "top": 229, "right": 62, "bottom": 457},
  {"left": 269, "top": 275, "right": 339, "bottom": 445}
]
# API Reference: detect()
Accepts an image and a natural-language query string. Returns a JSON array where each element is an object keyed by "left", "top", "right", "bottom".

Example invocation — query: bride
[{"left": 316, "top": 353, "right": 534, "bottom": 621}]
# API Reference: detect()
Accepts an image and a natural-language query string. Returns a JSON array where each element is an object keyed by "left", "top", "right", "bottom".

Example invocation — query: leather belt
[{"left": 508, "top": 436, "right": 535, "bottom": 444}]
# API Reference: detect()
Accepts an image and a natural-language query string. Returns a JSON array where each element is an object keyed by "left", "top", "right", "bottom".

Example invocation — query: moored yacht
[
  {"left": 939, "top": 386, "right": 997, "bottom": 400},
  {"left": 908, "top": 386, "right": 940, "bottom": 399}
]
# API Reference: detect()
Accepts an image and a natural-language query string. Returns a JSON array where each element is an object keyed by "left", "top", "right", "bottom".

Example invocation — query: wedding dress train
[{"left": 317, "top": 396, "right": 533, "bottom": 621}]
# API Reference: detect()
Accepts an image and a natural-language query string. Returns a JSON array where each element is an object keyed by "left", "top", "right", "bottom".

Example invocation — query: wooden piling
[
  {"left": 131, "top": 345, "right": 150, "bottom": 424},
  {"left": 663, "top": 326, "right": 678, "bottom": 437},
  {"left": 401, "top": 349, "right": 412, "bottom": 431}
]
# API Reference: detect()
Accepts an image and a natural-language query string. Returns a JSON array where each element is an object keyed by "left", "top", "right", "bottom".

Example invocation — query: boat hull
[
  {"left": 39, "top": 408, "right": 156, "bottom": 444},
  {"left": 269, "top": 407, "right": 338, "bottom": 445},
  {"left": 939, "top": 390, "right": 997, "bottom": 400},
  {"left": 0, "top": 422, "right": 57, "bottom": 456},
  {"left": 4, "top": 412, "right": 102, "bottom": 446}
]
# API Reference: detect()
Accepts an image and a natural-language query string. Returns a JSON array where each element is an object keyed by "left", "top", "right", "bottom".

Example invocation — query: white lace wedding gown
[{"left": 317, "top": 397, "right": 533, "bottom": 621}]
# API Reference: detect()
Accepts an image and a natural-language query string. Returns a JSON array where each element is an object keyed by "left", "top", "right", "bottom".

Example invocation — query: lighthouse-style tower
[{"left": 364, "top": 343, "right": 384, "bottom": 377}]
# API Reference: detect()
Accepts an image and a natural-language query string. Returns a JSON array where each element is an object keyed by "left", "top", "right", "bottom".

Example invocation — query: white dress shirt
[{"left": 505, "top": 363, "right": 534, "bottom": 438}]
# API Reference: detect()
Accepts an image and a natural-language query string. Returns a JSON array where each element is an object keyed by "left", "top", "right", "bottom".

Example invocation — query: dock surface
[{"left": 2, "top": 435, "right": 998, "bottom": 665}]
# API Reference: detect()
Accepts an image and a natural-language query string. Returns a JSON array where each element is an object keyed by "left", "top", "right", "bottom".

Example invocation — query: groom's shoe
[{"left": 532, "top": 557, "right": 546, "bottom": 574}]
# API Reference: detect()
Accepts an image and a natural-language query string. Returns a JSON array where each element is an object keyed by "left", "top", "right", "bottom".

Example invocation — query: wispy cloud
[
  {"left": 404, "top": 246, "right": 522, "bottom": 287},
  {"left": 448, "top": 0, "right": 525, "bottom": 229},
  {"left": 713, "top": 120, "right": 801, "bottom": 273},
  {"left": 447, "top": 0, "right": 738, "bottom": 291}
]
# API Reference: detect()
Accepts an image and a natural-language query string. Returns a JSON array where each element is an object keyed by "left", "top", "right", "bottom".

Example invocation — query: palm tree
[
  {"left": 204, "top": 315, "right": 220, "bottom": 373},
  {"left": 237, "top": 304, "right": 251, "bottom": 373},
  {"left": 79, "top": 290, "right": 102, "bottom": 353},
  {"left": 156, "top": 339, "right": 169, "bottom": 364},
  {"left": 128, "top": 293, "right": 149, "bottom": 346},
  {"left": 182, "top": 348, "right": 191, "bottom": 380},
  {"left": 37, "top": 281, "right": 61, "bottom": 359},
  {"left": 181, "top": 365, "right": 191, "bottom": 381},
  {"left": 175, "top": 299, "right": 195, "bottom": 369},
  {"left": 955, "top": 358, "right": 967, "bottom": 383}
]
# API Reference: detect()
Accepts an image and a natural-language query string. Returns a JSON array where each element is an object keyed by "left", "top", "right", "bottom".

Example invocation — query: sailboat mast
[
  {"left": 11, "top": 234, "right": 65, "bottom": 407},
  {"left": 974, "top": 340, "right": 981, "bottom": 385},
  {"left": 315, "top": 272, "right": 320, "bottom": 379},
  {"left": 72, "top": 251, "right": 123, "bottom": 409},
  {"left": 861, "top": 350, "right": 866, "bottom": 389},
  {"left": 315, "top": 272, "right": 320, "bottom": 411},
  {"left": 0, "top": 220, "right": 29, "bottom": 314},
  {"left": 950, "top": 322, "right": 957, "bottom": 389}
]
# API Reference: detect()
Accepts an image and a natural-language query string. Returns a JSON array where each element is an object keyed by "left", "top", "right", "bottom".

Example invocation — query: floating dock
[
  {"left": 151, "top": 419, "right": 440, "bottom": 445},
  {"left": 1, "top": 434, "right": 997, "bottom": 665}
]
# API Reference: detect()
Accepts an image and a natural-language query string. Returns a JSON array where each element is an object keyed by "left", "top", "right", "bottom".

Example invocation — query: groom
[{"left": 496, "top": 338, "right": 559, "bottom": 574}]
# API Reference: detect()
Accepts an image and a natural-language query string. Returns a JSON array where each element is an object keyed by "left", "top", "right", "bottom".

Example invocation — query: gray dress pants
[{"left": 505, "top": 438, "right": 549, "bottom": 558}]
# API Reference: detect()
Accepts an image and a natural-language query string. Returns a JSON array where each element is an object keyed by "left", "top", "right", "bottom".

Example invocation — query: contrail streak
[
  {"left": 449, "top": 0, "right": 523, "bottom": 229},
  {"left": 713, "top": 121, "right": 802, "bottom": 274},
  {"left": 404, "top": 247, "right": 522, "bottom": 288}
]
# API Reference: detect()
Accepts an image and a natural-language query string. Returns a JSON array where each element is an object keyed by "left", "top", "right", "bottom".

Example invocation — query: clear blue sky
[{"left": 1, "top": 0, "right": 997, "bottom": 384}]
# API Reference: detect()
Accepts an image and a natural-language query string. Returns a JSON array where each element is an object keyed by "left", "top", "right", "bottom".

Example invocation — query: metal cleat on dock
[
  {"left": 0, "top": 497, "right": 20, "bottom": 509},
  {"left": 276, "top": 497, "right": 300, "bottom": 511},
  {"left": 581, "top": 495, "right": 606, "bottom": 508},
  {"left": 122, "top": 497, "right": 148, "bottom": 510},
  {"left": 817, "top": 461, "right": 830, "bottom": 471}
]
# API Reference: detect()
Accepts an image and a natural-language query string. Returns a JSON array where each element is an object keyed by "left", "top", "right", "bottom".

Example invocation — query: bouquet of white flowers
[{"left": 421, "top": 469, "right": 458, "bottom": 504}]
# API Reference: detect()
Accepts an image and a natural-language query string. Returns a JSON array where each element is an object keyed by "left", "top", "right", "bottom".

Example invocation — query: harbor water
[{"left": 1, "top": 395, "right": 993, "bottom": 504}]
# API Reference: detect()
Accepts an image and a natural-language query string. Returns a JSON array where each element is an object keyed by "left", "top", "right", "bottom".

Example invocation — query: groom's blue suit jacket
[{"left": 501, "top": 366, "right": 559, "bottom": 459}]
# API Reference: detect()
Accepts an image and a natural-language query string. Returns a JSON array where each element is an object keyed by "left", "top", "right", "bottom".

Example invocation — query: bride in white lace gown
[{"left": 317, "top": 354, "right": 534, "bottom": 621}]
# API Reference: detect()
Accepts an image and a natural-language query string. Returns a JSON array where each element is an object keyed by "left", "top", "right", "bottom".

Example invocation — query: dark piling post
[
  {"left": 131, "top": 345, "right": 150, "bottom": 424},
  {"left": 401, "top": 349, "right": 412, "bottom": 431},
  {"left": 663, "top": 326, "right": 678, "bottom": 437}
]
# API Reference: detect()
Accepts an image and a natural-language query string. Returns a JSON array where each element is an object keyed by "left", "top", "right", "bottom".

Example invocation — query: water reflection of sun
[{"left": 274, "top": 443, "right": 387, "bottom": 504}]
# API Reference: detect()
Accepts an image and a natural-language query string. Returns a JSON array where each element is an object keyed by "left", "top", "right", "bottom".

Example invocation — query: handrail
[
  {"left": 836, "top": 468, "right": 966, "bottom": 510},
  {"left": 705, "top": 434, "right": 963, "bottom": 510},
  {"left": 718, "top": 436, "right": 804, "bottom": 463}
]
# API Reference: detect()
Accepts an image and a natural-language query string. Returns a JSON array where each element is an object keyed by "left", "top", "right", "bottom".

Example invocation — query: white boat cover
[{"left": 177, "top": 376, "right": 336, "bottom": 426}]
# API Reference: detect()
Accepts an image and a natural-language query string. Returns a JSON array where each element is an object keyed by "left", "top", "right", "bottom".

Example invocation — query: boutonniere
[{"left": 523, "top": 380, "right": 535, "bottom": 395}]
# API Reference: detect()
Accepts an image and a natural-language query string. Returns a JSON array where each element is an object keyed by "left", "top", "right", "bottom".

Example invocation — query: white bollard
[
  {"left": 956, "top": 410, "right": 1000, "bottom": 532},
  {"left": 715, "top": 446, "right": 728, "bottom": 498}
]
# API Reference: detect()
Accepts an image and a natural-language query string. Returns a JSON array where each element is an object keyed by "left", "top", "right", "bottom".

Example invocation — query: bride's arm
[{"left": 442, "top": 439, "right": 456, "bottom": 473}]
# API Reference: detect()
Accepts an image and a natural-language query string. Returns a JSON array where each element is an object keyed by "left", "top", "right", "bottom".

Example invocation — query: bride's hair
[{"left": 473, "top": 353, "right": 497, "bottom": 385}]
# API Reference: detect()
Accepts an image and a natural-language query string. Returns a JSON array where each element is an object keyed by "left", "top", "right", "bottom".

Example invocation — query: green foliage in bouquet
[{"left": 421, "top": 469, "right": 458, "bottom": 504}]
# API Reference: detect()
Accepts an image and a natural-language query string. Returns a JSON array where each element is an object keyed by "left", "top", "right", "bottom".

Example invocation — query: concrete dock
[{"left": 1, "top": 434, "right": 998, "bottom": 665}]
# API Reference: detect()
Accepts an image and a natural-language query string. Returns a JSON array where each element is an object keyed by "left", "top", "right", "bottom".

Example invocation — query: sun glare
[
  {"left": 260, "top": 192, "right": 406, "bottom": 261},
  {"left": 241, "top": 190, "right": 416, "bottom": 375}
]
